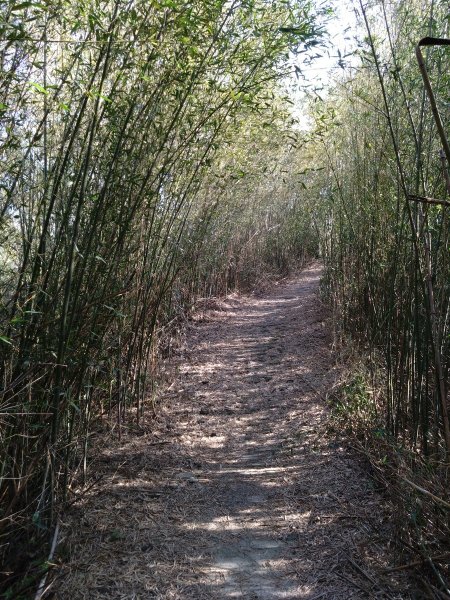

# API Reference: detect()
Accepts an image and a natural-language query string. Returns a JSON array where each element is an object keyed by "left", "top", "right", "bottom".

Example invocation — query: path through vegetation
[{"left": 57, "top": 263, "right": 408, "bottom": 599}]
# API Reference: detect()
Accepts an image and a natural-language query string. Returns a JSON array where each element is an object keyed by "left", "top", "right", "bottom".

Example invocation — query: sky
[{"left": 288, "top": 0, "right": 362, "bottom": 127}]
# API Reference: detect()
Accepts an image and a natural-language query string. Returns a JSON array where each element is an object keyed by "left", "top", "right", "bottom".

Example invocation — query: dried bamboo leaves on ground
[{"left": 55, "top": 263, "right": 410, "bottom": 599}]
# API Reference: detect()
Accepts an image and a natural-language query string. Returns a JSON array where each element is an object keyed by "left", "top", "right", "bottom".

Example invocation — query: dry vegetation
[
  {"left": 0, "top": 0, "right": 449, "bottom": 597},
  {"left": 55, "top": 264, "right": 410, "bottom": 599}
]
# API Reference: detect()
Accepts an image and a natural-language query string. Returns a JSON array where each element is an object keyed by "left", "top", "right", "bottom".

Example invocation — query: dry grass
[{"left": 51, "top": 263, "right": 412, "bottom": 599}]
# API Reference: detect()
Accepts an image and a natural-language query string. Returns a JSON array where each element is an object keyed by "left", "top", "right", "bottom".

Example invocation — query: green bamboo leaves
[
  {"left": 0, "top": 0, "right": 320, "bottom": 592},
  {"left": 310, "top": 0, "right": 449, "bottom": 459}
]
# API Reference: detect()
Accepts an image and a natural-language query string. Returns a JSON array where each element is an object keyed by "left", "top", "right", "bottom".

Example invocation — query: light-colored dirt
[{"left": 56, "top": 262, "right": 409, "bottom": 599}]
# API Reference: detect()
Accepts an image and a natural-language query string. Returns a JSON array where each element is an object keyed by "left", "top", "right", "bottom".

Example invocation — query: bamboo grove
[
  {"left": 307, "top": 0, "right": 449, "bottom": 536},
  {"left": 1, "top": 0, "right": 449, "bottom": 592},
  {"left": 0, "top": 0, "right": 323, "bottom": 583}
]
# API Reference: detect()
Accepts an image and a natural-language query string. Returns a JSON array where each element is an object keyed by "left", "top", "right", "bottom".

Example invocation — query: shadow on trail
[{"left": 58, "top": 263, "right": 406, "bottom": 600}]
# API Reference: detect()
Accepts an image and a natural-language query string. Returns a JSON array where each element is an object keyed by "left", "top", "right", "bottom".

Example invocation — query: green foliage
[
  {"left": 333, "top": 374, "right": 373, "bottom": 422},
  {"left": 308, "top": 0, "right": 450, "bottom": 460},
  {"left": 0, "top": 0, "right": 321, "bottom": 590}
]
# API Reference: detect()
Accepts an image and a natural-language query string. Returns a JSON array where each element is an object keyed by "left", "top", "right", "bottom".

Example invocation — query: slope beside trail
[{"left": 57, "top": 262, "right": 408, "bottom": 599}]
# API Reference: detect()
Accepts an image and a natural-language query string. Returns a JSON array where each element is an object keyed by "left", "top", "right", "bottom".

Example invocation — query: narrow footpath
[{"left": 57, "top": 263, "right": 408, "bottom": 599}]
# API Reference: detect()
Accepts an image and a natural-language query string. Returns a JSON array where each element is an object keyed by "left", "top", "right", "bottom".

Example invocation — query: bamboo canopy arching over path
[
  {"left": 1, "top": 0, "right": 449, "bottom": 595},
  {"left": 57, "top": 263, "right": 408, "bottom": 599}
]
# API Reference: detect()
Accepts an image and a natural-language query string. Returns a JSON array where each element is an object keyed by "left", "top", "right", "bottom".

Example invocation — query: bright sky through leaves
[{"left": 289, "top": 0, "right": 360, "bottom": 127}]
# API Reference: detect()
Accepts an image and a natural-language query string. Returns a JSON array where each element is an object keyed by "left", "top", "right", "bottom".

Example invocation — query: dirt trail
[{"left": 57, "top": 263, "right": 408, "bottom": 599}]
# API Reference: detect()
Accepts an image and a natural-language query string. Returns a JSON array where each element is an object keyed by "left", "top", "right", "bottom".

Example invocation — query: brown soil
[{"left": 55, "top": 262, "right": 409, "bottom": 599}]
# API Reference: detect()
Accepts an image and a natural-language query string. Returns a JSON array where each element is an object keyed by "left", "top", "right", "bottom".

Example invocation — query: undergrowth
[{"left": 328, "top": 357, "right": 450, "bottom": 597}]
